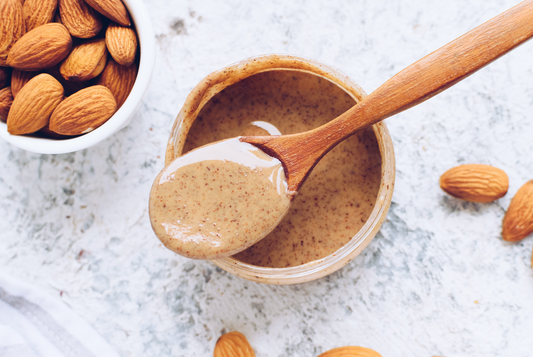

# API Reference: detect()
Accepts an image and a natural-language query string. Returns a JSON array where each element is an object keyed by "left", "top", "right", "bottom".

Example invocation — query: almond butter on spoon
[{"left": 150, "top": 0, "right": 533, "bottom": 260}]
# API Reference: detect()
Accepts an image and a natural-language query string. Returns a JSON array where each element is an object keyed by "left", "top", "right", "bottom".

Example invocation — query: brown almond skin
[
  {"left": 49, "top": 85, "right": 116, "bottom": 135},
  {"left": 96, "top": 57, "right": 137, "bottom": 108},
  {"left": 59, "top": 0, "right": 103, "bottom": 38},
  {"left": 11, "top": 69, "right": 39, "bottom": 97},
  {"left": 7, "top": 23, "right": 72, "bottom": 71},
  {"left": 502, "top": 180, "right": 533, "bottom": 242},
  {"left": 0, "top": 0, "right": 25, "bottom": 67},
  {"left": 440, "top": 164, "right": 509, "bottom": 203},
  {"left": 214, "top": 332, "right": 255, "bottom": 357},
  {"left": 7, "top": 73, "right": 64, "bottom": 134},
  {"left": 46, "top": 64, "right": 89, "bottom": 96},
  {"left": 60, "top": 37, "right": 107, "bottom": 81},
  {"left": 23, "top": 0, "right": 58, "bottom": 32},
  {"left": 106, "top": 22, "right": 137, "bottom": 66},
  {"left": 0, "top": 66, "right": 12, "bottom": 89},
  {"left": 0, "top": 86, "right": 13, "bottom": 122},
  {"left": 84, "top": 0, "right": 130, "bottom": 26},
  {"left": 317, "top": 346, "right": 382, "bottom": 357}
]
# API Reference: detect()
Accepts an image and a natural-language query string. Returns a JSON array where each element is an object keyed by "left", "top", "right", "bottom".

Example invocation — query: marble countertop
[{"left": 1, "top": 0, "right": 533, "bottom": 356}]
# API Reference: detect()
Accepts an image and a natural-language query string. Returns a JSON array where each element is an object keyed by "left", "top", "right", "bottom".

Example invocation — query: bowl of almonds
[{"left": 0, "top": 0, "right": 155, "bottom": 154}]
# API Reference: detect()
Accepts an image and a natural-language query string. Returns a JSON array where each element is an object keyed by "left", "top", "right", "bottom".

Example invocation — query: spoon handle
[{"left": 244, "top": 0, "right": 533, "bottom": 191}]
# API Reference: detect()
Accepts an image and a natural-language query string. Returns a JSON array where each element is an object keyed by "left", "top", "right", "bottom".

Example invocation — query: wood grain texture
[{"left": 242, "top": 0, "right": 533, "bottom": 192}]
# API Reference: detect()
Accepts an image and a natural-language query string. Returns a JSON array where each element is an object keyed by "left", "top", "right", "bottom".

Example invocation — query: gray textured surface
[{"left": 1, "top": 0, "right": 533, "bottom": 356}]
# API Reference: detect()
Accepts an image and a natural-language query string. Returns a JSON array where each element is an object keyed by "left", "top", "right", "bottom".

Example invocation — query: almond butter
[
  {"left": 439, "top": 164, "right": 509, "bottom": 203},
  {"left": 0, "top": 86, "right": 13, "bottom": 122},
  {"left": 7, "top": 73, "right": 64, "bottom": 134},
  {"left": 58, "top": 0, "right": 103, "bottom": 38},
  {"left": 7, "top": 23, "right": 72, "bottom": 70},
  {"left": 49, "top": 85, "right": 116, "bottom": 135},
  {"left": 59, "top": 37, "right": 107, "bottom": 81},
  {"left": 96, "top": 57, "right": 136, "bottom": 108},
  {"left": 502, "top": 180, "right": 533, "bottom": 242},
  {"left": 11, "top": 69, "right": 39, "bottom": 97},
  {"left": 317, "top": 346, "right": 382, "bottom": 357},
  {"left": 106, "top": 22, "right": 137, "bottom": 66},
  {"left": 22, "top": 0, "right": 58, "bottom": 32},
  {"left": 214, "top": 332, "right": 255, "bottom": 357},
  {"left": 0, "top": 66, "right": 12, "bottom": 89},
  {"left": 84, "top": 0, "right": 130, "bottom": 26},
  {"left": 0, "top": 0, "right": 25, "bottom": 67}
]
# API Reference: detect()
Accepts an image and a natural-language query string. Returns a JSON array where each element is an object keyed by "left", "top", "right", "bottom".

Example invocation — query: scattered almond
[
  {"left": 58, "top": 0, "right": 103, "bottom": 38},
  {"left": 84, "top": 0, "right": 130, "bottom": 26},
  {"left": 0, "top": 0, "right": 25, "bottom": 67},
  {"left": 7, "top": 73, "right": 64, "bottom": 134},
  {"left": 60, "top": 37, "right": 107, "bottom": 81},
  {"left": 440, "top": 164, "right": 509, "bottom": 203},
  {"left": 106, "top": 22, "right": 137, "bottom": 66},
  {"left": 22, "top": 0, "right": 58, "bottom": 32},
  {"left": 49, "top": 85, "right": 116, "bottom": 135},
  {"left": 7, "top": 23, "right": 72, "bottom": 71},
  {"left": 11, "top": 69, "right": 39, "bottom": 97},
  {"left": 214, "top": 331, "right": 255, "bottom": 357},
  {"left": 0, "top": 66, "right": 12, "bottom": 89},
  {"left": 317, "top": 346, "right": 382, "bottom": 357},
  {"left": 0, "top": 86, "right": 14, "bottom": 122},
  {"left": 502, "top": 180, "right": 533, "bottom": 242},
  {"left": 97, "top": 57, "right": 137, "bottom": 108}
]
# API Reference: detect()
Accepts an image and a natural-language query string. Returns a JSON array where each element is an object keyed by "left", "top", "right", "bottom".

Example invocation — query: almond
[
  {"left": 58, "top": 0, "right": 102, "bottom": 38},
  {"left": 7, "top": 73, "right": 64, "bottom": 134},
  {"left": 59, "top": 38, "right": 107, "bottom": 81},
  {"left": 0, "top": 0, "right": 25, "bottom": 67},
  {"left": 49, "top": 85, "right": 116, "bottom": 135},
  {"left": 106, "top": 22, "right": 137, "bottom": 66},
  {"left": 7, "top": 23, "right": 72, "bottom": 70},
  {"left": 84, "top": 0, "right": 130, "bottom": 26},
  {"left": 439, "top": 164, "right": 509, "bottom": 203},
  {"left": 0, "top": 66, "right": 12, "bottom": 89},
  {"left": 214, "top": 332, "right": 255, "bottom": 357},
  {"left": 502, "top": 180, "right": 533, "bottom": 242},
  {"left": 23, "top": 0, "right": 58, "bottom": 32},
  {"left": 317, "top": 346, "right": 382, "bottom": 357},
  {"left": 0, "top": 86, "right": 13, "bottom": 122},
  {"left": 11, "top": 69, "right": 39, "bottom": 97},
  {"left": 96, "top": 57, "right": 136, "bottom": 108}
]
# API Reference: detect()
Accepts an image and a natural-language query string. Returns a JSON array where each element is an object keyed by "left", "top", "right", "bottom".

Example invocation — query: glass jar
[{"left": 165, "top": 54, "right": 395, "bottom": 285}]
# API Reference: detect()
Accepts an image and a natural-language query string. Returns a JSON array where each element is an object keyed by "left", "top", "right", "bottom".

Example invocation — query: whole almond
[
  {"left": 440, "top": 164, "right": 509, "bottom": 203},
  {"left": 96, "top": 57, "right": 137, "bottom": 108},
  {"left": 23, "top": 0, "right": 58, "bottom": 32},
  {"left": 317, "top": 346, "right": 382, "bottom": 357},
  {"left": 84, "top": 0, "right": 130, "bottom": 26},
  {"left": 502, "top": 180, "right": 533, "bottom": 242},
  {"left": 11, "top": 69, "right": 39, "bottom": 97},
  {"left": 214, "top": 332, "right": 255, "bottom": 357},
  {"left": 49, "top": 85, "right": 116, "bottom": 135},
  {"left": 7, "top": 73, "right": 64, "bottom": 134},
  {"left": 58, "top": 0, "right": 102, "bottom": 38},
  {"left": 0, "top": 0, "right": 25, "bottom": 67},
  {"left": 7, "top": 23, "right": 72, "bottom": 71},
  {"left": 60, "top": 38, "right": 107, "bottom": 81},
  {"left": 0, "top": 86, "right": 13, "bottom": 122},
  {"left": 0, "top": 66, "right": 12, "bottom": 89},
  {"left": 106, "top": 22, "right": 137, "bottom": 66}
]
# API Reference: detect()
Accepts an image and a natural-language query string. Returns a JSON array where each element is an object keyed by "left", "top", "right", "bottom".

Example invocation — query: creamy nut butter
[
  {"left": 180, "top": 70, "right": 382, "bottom": 268},
  {"left": 149, "top": 138, "right": 292, "bottom": 260}
]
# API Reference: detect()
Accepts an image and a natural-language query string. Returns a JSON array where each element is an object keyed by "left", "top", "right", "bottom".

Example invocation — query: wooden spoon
[{"left": 242, "top": 0, "right": 533, "bottom": 193}]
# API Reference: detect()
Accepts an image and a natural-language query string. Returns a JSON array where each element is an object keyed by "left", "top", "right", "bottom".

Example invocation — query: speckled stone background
[{"left": 1, "top": 0, "right": 533, "bottom": 356}]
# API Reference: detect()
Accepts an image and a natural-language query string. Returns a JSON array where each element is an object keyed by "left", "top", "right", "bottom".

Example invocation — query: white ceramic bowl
[{"left": 0, "top": 0, "right": 155, "bottom": 154}]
